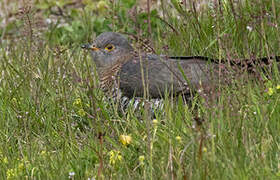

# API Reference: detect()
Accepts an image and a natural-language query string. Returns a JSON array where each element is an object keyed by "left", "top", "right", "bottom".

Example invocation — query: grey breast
[{"left": 119, "top": 55, "right": 221, "bottom": 98}]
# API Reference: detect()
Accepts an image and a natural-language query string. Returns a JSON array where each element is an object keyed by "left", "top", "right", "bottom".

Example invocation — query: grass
[{"left": 1, "top": 0, "right": 280, "bottom": 179}]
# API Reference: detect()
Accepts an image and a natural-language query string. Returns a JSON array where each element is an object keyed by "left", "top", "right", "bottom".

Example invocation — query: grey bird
[{"left": 81, "top": 32, "right": 278, "bottom": 100}]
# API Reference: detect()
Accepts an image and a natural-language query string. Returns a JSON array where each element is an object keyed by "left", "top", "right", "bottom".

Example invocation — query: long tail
[{"left": 169, "top": 55, "right": 280, "bottom": 72}]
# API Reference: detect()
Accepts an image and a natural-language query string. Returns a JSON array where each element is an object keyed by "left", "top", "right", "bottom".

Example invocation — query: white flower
[
  {"left": 45, "top": 18, "right": 52, "bottom": 24},
  {"left": 69, "top": 172, "right": 75, "bottom": 179},
  {"left": 246, "top": 26, "right": 253, "bottom": 32}
]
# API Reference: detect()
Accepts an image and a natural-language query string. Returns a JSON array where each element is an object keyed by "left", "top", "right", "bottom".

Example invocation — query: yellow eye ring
[{"left": 105, "top": 44, "right": 115, "bottom": 52}]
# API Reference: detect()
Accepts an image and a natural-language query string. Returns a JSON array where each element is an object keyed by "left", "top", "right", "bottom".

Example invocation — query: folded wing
[{"left": 119, "top": 55, "right": 222, "bottom": 98}]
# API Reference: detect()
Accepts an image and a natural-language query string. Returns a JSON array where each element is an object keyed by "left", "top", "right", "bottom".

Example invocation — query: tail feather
[{"left": 169, "top": 55, "right": 280, "bottom": 72}]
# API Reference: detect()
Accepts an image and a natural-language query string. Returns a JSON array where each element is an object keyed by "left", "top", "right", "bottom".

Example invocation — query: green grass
[{"left": 1, "top": 0, "right": 280, "bottom": 179}]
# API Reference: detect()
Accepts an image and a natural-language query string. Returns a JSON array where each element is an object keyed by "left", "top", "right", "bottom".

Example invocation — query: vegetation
[{"left": 0, "top": 0, "right": 280, "bottom": 179}]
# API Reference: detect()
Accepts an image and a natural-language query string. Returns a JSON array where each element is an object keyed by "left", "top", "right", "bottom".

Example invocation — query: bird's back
[{"left": 119, "top": 55, "right": 223, "bottom": 99}]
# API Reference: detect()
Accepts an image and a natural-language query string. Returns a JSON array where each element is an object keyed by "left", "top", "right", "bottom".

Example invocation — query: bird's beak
[{"left": 81, "top": 44, "right": 100, "bottom": 51}]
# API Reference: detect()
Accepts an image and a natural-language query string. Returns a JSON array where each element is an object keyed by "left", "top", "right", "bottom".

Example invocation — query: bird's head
[{"left": 82, "top": 32, "right": 134, "bottom": 69}]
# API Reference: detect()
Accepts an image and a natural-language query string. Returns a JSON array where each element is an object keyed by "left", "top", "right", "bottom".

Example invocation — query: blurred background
[{"left": 1, "top": 0, "right": 279, "bottom": 57}]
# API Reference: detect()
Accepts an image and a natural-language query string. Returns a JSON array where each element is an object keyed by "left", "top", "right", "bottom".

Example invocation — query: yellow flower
[
  {"left": 109, "top": 150, "right": 114, "bottom": 157},
  {"left": 3, "top": 157, "right": 8, "bottom": 164},
  {"left": 78, "top": 109, "right": 86, "bottom": 117},
  {"left": 202, "top": 147, "right": 207, "bottom": 152},
  {"left": 109, "top": 150, "right": 122, "bottom": 165},
  {"left": 6, "top": 168, "right": 16, "bottom": 180},
  {"left": 40, "top": 150, "right": 47, "bottom": 157},
  {"left": 267, "top": 88, "right": 274, "bottom": 96},
  {"left": 175, "top": 136, "right": 182, "bottom": 143},
  {"left": 119, "top": 135, "right": 132, "bottom": 146},
  {"left": 276, "top": 85, "right": 280, "bottom": 90},
  {"left": 73, "top": 98, "right": 82, "bottom": 107},
  {"left": 152, "top": 119, "right": 158, "bottom": 126},
  {"left": 139, "top": 155, "right": 145, "bottom": 165},
  {"left": 117, "top": 155, "right": 122, "bottom": 161}
]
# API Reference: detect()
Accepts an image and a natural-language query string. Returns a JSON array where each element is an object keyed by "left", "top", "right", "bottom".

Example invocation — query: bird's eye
[{"left": 105, "top": 44, "right": 115, "bottom": 52}]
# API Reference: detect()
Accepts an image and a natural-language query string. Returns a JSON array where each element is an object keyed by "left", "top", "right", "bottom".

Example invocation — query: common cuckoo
[{"left": 82, "top": 32, "right": 279, "bottom": 100}]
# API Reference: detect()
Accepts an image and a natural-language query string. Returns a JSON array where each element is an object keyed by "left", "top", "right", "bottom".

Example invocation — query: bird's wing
[{"left": 119, "top": 55, "right": 221, "bottom": 98}]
